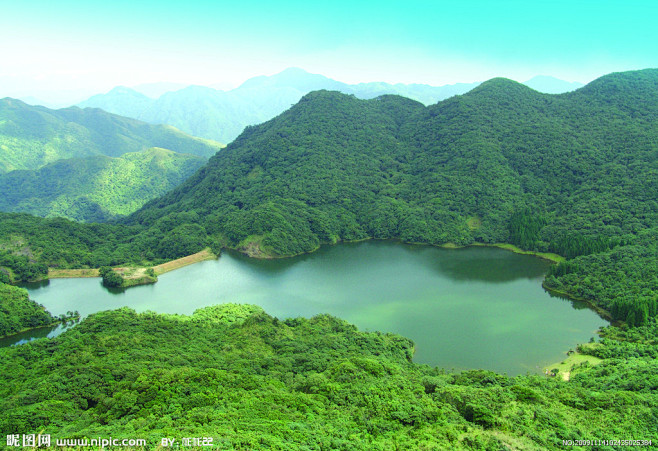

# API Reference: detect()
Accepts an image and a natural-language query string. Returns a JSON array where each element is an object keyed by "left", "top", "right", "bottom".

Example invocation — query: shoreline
[
  {"left": 543, "top": 346, "right": 603, "bottom": 381},
  {"left": 47, "top": 239, "right": 566, "bottom": 281},
  {"left": 541, "top": 283, "right": 615, "bottom": 324},
  {"left": 20, "top": 240, "right": 610, "bottom": 376},
  {"left": 232, "top": 237, "right": 566, "bottom": 263},
  {"left": 45, "top": 238, "right": 566, "bottom": 281},
  {"left": 0, "top": 315, "right": 79, "bottom": 340},
  {"left": 43, "top": 240, "right": 606, "bottom": 333},
  {"left": 47, "top": 248, "right": 217, "bottom": 280}
]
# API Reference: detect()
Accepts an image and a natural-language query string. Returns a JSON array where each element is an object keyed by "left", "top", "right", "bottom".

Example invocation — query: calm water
[{"left": 9, "top": 242, "right": 607, "bottom": 374}]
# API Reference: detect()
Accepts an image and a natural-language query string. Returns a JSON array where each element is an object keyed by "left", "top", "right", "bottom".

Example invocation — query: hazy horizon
[
  {"left": 4, "top": 67, "right": 593, "bottom": 109},
  {"left": 2, "top": 1, "right": 656, "bottom": 106}
]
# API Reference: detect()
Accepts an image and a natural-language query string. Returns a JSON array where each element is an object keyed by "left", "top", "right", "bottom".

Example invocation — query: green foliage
[
  {"left": 0, "top": 148, "right": 205, "bottom": 222},
  {"left": 99, "top": 266, "right": 123, "bottom": 288},
  {"left": 155, "top": 223, "right": 208, "bottom": 259},
  {"left": 0, "top": 213, "right": 143, "bottom": 269},
  {"left": 0, "top": 282, "right": 55, "bottom": 336},
  {"left": 0, "top": 307, "right": 655, "bottom": 448},
  {"left": 0, "top": 251, "right": 48, "bottom": 283},
  {"left": 545, "top": 229, "right": 658, "bottom": 325},
  {"left": 508, "top": 208, "right": 547, "bottom": 250}
]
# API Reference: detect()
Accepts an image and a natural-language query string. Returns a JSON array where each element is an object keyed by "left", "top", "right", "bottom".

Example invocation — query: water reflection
[
  {"left": 8, "top": 241, "right": 607, "bottom": 375},
  {"left": 416, "top": 246, "right": 549, "bottom": 283},
  {"left": 0, "top": 324, "right": 62, "bottom": 347}
]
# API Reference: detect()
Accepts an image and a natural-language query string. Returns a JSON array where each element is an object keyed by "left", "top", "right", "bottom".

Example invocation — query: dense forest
[
  {"left": 0, "top": 212, "right": 212, "bottom": 273},
  {"left": 0, "top": 305, "right": 655, "bottom": 449},
  {"left": 130, "top": 70, "right": 658, "bottom": 255},
  {"left": 0, "top": 282, "right": 55, "bottom": 337}
]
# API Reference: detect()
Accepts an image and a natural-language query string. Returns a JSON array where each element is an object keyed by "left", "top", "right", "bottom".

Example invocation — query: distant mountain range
[
  {"left": 0, "top": 98, "right": 221, "bottom": 221},
  {"left": 523, "top": 75, "right": 584, "bottom": 94},
  {"left": 77, "top": 68, "right": 582, "bottom": 144}
]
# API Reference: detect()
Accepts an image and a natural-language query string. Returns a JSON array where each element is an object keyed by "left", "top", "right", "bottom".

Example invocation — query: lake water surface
[{"left": 8, "top": 241, "right": 607, "bottom": 374}]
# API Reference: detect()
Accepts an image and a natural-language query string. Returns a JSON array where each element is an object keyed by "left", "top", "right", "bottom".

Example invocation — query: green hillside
[
  {"left": 0, "top": 305, "right": 655, "bottom": 449},
  {"left": 0, "top": 97, "right": 222, "bottom": 172},
  {"left": 131, "top": 70, "right": 657, "bottom": 254},
  {"left": 0, "top": 148, "right": 205, "bottom": 222}
]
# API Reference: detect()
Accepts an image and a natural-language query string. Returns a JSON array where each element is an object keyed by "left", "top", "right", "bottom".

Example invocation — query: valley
[{"left": 0, "top": 68, "right": 657, "bottom": 449}]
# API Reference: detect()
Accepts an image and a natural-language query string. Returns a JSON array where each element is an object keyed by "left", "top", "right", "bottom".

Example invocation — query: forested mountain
[
  {"left": 77, "top": 68, "right": 584, "bottom": 145},
  {"left": 78, "top": 68, "right": 481, "bottom": 143},
  {"left": 130, "top": 70, "right": 657, "bottom": 252},
  {"left": 0, "top": 98, "right": 222, "bottom": 172},
  {"left": 0, "top": 98, "right": 223, "bottom": 220},
  {"left": 0, "top": 148, "right": 205, "bottom": 222}
]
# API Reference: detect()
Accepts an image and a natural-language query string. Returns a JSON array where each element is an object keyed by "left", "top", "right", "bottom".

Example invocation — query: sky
[{"left": 1, "top": 0, "right": 656, "bottom": 105}]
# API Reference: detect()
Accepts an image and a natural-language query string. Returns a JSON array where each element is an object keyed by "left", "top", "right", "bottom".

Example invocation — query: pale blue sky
[{"left": 1, "top": 0, "right": 656, "bottom": 102}]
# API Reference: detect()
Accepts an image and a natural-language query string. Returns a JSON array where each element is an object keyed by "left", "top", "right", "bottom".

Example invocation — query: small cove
[{"left": 9, "top": 241, "right": 607, "bottom": 374}]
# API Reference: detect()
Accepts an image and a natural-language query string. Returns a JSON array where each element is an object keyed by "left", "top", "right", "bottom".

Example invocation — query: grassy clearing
[
  {"left": 544, "top": 350, "right": 603, "bottom": 381},
  {"left": 49, "top": 268, "right": 99, "bottom": 278},
  {"left": 114, "top": 267, "right": 148, "bottom": 280},
  {"left": 466, "top": 216, "right": 482, "bottom": 230}
]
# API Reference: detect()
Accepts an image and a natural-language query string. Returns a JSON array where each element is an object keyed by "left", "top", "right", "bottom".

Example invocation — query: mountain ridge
[
  {"left": 0, "top": 97, "right": 222, "bottom": 172},
  {"left": 0, "top": 99, "right": 222, "bottom": 220},
  {"left": 76, "top": 68, "right": 579, "bottom": 143}
]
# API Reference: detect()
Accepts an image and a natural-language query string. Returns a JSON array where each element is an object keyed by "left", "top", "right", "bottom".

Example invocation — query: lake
[{"left": 7, "top": 241, "right": 607, "bottom": 374}]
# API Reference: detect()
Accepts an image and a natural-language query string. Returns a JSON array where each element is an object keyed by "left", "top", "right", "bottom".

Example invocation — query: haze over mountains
[
  {"left": 0, "top": 98, "right": 221, "bottom": 221},
  {"left": 77, "top": 68, "right": 583, "bottom": 143}
]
